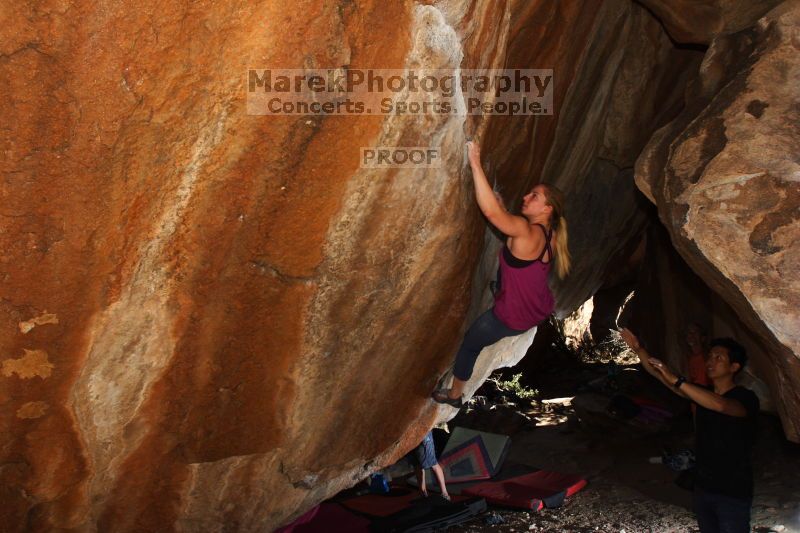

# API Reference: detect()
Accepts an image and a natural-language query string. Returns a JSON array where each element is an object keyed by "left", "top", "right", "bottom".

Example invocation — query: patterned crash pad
[{"left": 439, "top": 427, "right": 510, "bottom": 483}]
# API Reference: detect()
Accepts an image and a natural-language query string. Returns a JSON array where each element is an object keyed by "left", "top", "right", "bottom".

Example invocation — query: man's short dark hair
[{"left": 710, "top": 337, "right": 748, "bottom": 374}]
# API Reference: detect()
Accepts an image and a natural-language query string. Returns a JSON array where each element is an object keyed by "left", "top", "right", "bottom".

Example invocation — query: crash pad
[
  {"left": 462, "top": 470, "right": 587, "bottom": 511},
  {"left": 439, "top": 427, "right": 510, "bottom": 483}
]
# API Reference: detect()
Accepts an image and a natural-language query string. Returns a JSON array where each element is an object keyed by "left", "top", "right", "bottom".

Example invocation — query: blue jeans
[
  {"left": 452, "top": 308, "right": 527, "bottom": 381},
  {"left": 693, "top": 487, "right": 751, "bottom": 533}
]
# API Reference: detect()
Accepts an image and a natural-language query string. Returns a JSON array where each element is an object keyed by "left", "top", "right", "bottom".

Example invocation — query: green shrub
[{"left": 489, "top": 372, "right": 539, "bottom": 402}]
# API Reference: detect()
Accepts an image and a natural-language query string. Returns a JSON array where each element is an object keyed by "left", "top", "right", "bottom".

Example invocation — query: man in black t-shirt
[{"left": 620, "top": 330, "right": 759, "bottom": 533}]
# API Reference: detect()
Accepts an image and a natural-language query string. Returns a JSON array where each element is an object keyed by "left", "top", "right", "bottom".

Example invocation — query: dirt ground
[{"left": 443, "top": 367, "right": 800, "bottom": 533}]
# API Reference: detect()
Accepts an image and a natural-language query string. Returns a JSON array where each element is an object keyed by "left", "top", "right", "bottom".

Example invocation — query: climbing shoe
[{"left": 431, "top": 389, "right": 463, "bottom": 408}]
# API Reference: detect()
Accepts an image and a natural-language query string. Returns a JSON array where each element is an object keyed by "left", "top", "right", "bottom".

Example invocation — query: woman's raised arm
[{"left": 467, "top": 141, "right": 529, "bottom": 237}]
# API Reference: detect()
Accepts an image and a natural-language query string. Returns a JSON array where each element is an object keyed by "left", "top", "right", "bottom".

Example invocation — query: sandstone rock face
[
  {"left": 1, "top": 1, "right": 797, "bottom": 532},
  {"left": 635, "top": 1, "right": 800, "bottom": 440},
  {"left": 1, "top": 1, "right": 421, "bottom": 530}
]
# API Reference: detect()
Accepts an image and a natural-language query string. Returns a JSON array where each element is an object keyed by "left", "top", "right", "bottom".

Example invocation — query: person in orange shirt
[{"left": 686, "top": 323, "right": 710, "bottom": 387}]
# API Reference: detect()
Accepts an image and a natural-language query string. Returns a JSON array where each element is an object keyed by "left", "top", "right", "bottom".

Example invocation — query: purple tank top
[{"left": 493, "top": 227, "right": 555, "bottom": 331}]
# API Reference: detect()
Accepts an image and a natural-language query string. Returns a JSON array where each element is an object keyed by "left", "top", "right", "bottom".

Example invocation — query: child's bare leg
[
  {"left": 414, "top": 466, "right": 428, "bottom": 496},
  {"left": 431, "top": 463, "right": 450, "bottom": 500}
]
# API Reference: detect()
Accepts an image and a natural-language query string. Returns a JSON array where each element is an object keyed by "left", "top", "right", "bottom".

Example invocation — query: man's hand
[
  {"left": 619, "top": 328, "right": 640, "bottom": 351},
  {"left": 648, "top": 357, "right": 677, "bottom": 383},
  {"left": 618, "top": 327, "right": 691, "bottom": 398},
  {"left": 619, "top": 328, "right": 645, "bottom": 365},
  {"left": 466, "top": 140, "right": 481, "bottom": 165}
]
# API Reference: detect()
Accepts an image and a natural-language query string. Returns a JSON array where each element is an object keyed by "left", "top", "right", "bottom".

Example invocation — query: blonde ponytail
[
  {"left": 541, "top": 184, "right": 571, "bottom": 279},
  {"left": 552, "top": 216, "right": 571, "bottom": 279}
]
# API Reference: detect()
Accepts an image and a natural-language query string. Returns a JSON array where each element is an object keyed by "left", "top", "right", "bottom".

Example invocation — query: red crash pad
[{"left": 462, "top": 470, "right": 587, "bottom": 511}]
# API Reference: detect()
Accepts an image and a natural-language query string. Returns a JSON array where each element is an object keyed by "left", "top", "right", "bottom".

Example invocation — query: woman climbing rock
[{"left": 431, "top": 140, "right": 571, "bottom": 408}]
